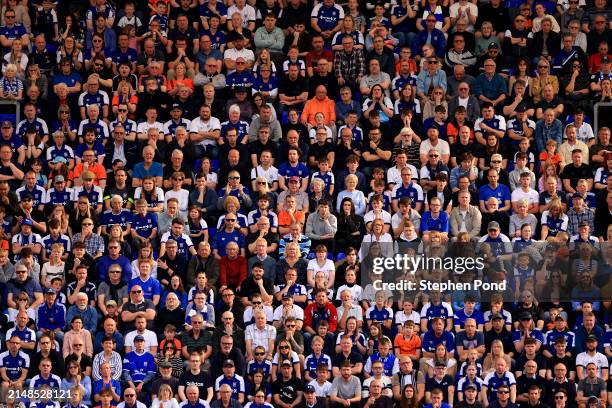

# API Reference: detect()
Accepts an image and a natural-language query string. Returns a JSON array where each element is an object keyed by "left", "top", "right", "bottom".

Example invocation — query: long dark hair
[{"left": 339, "top": 197, "right": 356, "bottom": 219}]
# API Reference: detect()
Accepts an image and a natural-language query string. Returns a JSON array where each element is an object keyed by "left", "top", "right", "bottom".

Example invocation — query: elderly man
[
  {"left": 245, "top": 309, "right": 277, "bottom": 360},
  {"left": 211, "top": 384, "right": 242, "bottom": 408},
  {"left": 334, "top": 35, "right": 366, "bottom": 94},
  {"left": 473, "top": 59, "right": 506, "bottom": 110},
  {"left": 301, "top": 85, "right": 336, "bottom": 129},
  {"left": 66, "top": 292, "right": 99, "bottom": 334}
]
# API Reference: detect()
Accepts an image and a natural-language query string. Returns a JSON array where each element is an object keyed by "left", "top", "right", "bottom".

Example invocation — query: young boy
[
  {"left": 246, "top": 345, "right": 272, "bottom": 381},
  {"left": 311, "top": 157, "right": 335, "bottom": 196},
  {"left": 393, "top": 321, "right": 422, "bottom": 361},
  {"left": 159, "top": 323, "right": 182, "bottom": 355},
  {"left": 130, "top": 198, "right": 159, "bottom": 250},
  {"left": 307, "top": 363, "right": 332, "bottom": 398},
  {"left": 41, "top": 219, "right": 70, "bottom": 262},
  {"left": 304, "top": 335, "right": 333, "bottom": 382}
]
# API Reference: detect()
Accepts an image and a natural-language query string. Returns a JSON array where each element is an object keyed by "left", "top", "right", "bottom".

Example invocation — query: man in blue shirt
[
  {"left": 36, "top": 288, "right": 66, "bottom": 342},
  {"left": 421, "top": 317, "right": 456, "bottom": 359},
  {"left": 420, "top": 196, "right": 449, "bottom": 243},
  {"left": 214, "top": 359, "right": 246, "bottom": 404},
  {"left": 0, "top": 335, "right": 30, "bottom": 388},
  {"left": 122, "top": 335, "right": 157, "bottom": 401},
  {"left": 479, "top": 169, "right": 512, "bottom": 214},
  {"left": 473, "top": 59, "right": 507, "bottom": 111}
]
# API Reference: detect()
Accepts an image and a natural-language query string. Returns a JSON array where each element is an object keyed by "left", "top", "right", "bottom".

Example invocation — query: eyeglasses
[
  {"left": 117, "top": 109, "right": 128, "bottom": 112},
  {"left": 5, "top": 15, "right": 15, "bottom": 19},
  {"left": 555, "top": 396, "right": 565, "bottom": 400},
  {"left": 428, "top": 60, "right": 438, "bottom": 64},
  {"left": 223, "top": 293, "right": 235, "bottom": 297},
  {"left": 221, "top": 342, "right": 233, "bottom": 346},
  {"left": 192, "top": 321, "right": 203, "bottom": 325},
  {"left": 93, "top": 39, "right": 103, "bottom": 43},
  {"left": 131, "top": 290, "right": 142, "bottom": 294}
]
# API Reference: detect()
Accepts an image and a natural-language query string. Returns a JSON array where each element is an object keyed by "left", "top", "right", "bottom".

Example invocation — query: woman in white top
[
  {"left": 40, "top": 243, "right": 65, "bottom": 288},
  {"left": 307, "top": 244, "right": 335, "bottom": 289},
  {"left": 164, "top": 171, "right": 189, "bottom": 218},
  {"left": 151, "top": 384, "right": 180, "bottom": 408},
  {"left": 359, "top": 219, "right": 395, "bottom": 259}
]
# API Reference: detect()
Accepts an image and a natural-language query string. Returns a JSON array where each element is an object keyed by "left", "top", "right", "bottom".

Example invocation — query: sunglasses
[
  {"left": 131, "top": 290, "right": 142, "bottom": 294},
  {"left": 555, "top": 396, "right": 565, "bottom": 400},
  {"left": 255, "top": 352, "right": 265, "bottom": 356},
  {"left": 118, "top": 109, "right": 128, "bottom": 112}
]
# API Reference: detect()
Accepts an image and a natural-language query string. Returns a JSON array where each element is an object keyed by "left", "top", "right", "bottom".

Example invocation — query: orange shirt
[
  {"left": 394, "top": 332, "right": 422, "bottom": 357},
  {"left": 301, "top": 97, "right": 336, "bottom": 126},
  {"left": 278, "top": 210, "right": 306, "bottom": 229},
  {"left": 72, "top": 163, "right": 107, "bottom": 185}
]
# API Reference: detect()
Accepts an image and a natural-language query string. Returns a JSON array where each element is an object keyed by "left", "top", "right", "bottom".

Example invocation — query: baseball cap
[
  {"left": 488, "top": 221, "right": 500, "bottom": 231},
  {"left": 488, "top": 42, "right": 499, "bottom": 50},
  {"left": 21, "top": 218, "right": 33, "bottom": 227},
  {"left": 578, "top": 220, "right": 589, "bottom": 227},
  {"left": 223, "top": 359, "right": 235, "bottom": 367},
  {"left": 54, "top": 175, "right": 65, "bottom": 183},
  {"left": 305, "top": 385, "right": 316, "bottom": 393},
  {"left": 134, "top": 335, "right": 145, "bottom": 342},
  {"left": 105, "top": 300, "right": 117, "bottom": 307},
  {"left": 234, "top": 86, "right": 247, "bottom": 93},
  {"left": 554, "top": 314, "right": 566, "bottom": 321},
  {"left": 587, "top": 396, "right": 599, "bottom": 404},
  {"left": 602, "top": 56, "right": 610, "bottom": 63},
  {"left": 159, "top": 361, "right": 172, "bottom": 368},
  {"left": 1, "top": 121, "right": 12, "bottom": 128},
  {"left": 572, "top": 193, "right": 584, "bottom": 200},
  {"left": 519, "top": 312, "right": 532, "bottom": 321},
  {"left": 289, "top": 176, "right": 300, "bottom": 183},
  {"left": 491, "top": 313, "right": 504, "bottom": 321},
  {"left": 435, "top": 360, "right": 446, "bottom": 368},
  {"left": 171, "top": 103, "right": 182, "bottom": 110},
  {"left": 281, "top": 359, "right": 292, "bottom": 367},
  {"left": 282, "top": 292, "right": 292, "bottom": 300},
  {"left": 45, "top": 288, "right": 56, "bottom": 295},
  {"left": 586, "top": 334, "right": 598, "bottom": 342},
  {"left": 515, "top": 104, "right": 527, "bottom": 113},
  {"left": 52, "top": 156, "right": 68, "bottom": 164},
  {"left": 464, "top": 384, "right": 477, "bottom": 391}
]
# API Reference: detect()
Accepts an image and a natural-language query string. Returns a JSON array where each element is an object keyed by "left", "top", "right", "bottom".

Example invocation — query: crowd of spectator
[{"left": 0, "top": 0, "right": 610, "bottom": 408}]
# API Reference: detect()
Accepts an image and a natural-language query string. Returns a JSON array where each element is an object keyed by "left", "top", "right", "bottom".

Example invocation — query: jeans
[{"left": 194, "top": 144, "right": 218, "bottom": 160}]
